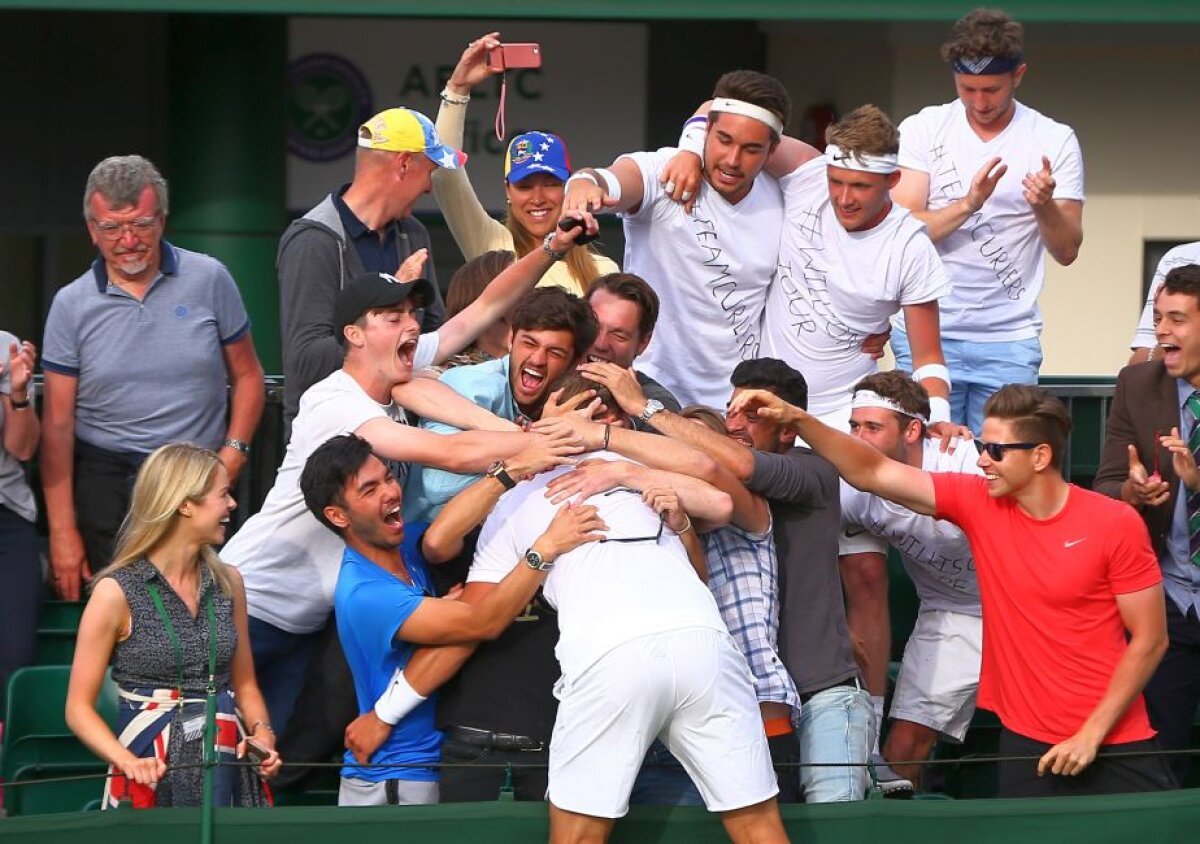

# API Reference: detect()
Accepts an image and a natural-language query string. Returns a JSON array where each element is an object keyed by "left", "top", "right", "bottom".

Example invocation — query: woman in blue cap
[{"left": 434, "top": 32, "right": 618, "bottom": 297}]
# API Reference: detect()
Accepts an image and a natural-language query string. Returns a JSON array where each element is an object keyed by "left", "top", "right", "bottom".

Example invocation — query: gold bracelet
[
  {"left": 673, "top": 513, "right": 693, "bottom": 535},
  {"left": 250, "top": 720, "right": 274, "bottom": 736},
  {"left": 602, "top": 424, "right": 611, "bottom": 451}
]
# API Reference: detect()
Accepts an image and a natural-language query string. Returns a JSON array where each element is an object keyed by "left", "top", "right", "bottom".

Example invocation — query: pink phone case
[{"left": 487, "top": 43, "right": 542, "bottom": 71}]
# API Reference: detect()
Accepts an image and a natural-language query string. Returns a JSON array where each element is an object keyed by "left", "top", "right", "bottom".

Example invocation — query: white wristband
[
  {"left": 912, "top": 363, "right": 951, "bottom": 388},
  {"left": 566, "top": 171, "right": 599, "bottom": 189},
  {"left": 373, "top": 669, "right": 427, "bottom": 725},
  {"left": 595, "top": 167, "right": 622, "bottom": 204},
  {"left": 677, "top": 116, "right": 708, "bottom": 158},
  {"left": 928, "top": 396, "right": 952, "bottom": 425}
]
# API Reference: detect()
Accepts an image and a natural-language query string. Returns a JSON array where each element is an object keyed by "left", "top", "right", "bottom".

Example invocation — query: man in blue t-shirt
[{"left": 301, "top": 433, "right": 598, "bottom": 805}]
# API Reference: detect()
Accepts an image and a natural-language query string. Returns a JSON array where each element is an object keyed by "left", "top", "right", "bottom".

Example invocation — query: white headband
[
  {"left": 851, "top": 389, "right": 928, "bottom": 424},
  {"left": 824, "top": 143, "right": 899, "bottom": 175},
  {"left": 711, "top": 97, "right": 784, "bottom": 136}
]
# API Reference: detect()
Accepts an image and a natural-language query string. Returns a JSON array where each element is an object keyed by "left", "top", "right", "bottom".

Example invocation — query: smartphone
[
  {"left": 487, "top": 43, "right": 542, "bottom": 72},
  {"left": 245, "top": 738, "right": 273, "bottom": 765}
]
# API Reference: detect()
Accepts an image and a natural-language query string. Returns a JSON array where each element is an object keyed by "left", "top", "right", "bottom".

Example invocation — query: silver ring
[
  {"left": 665, "top": 180, "right": 676, "bottom": 194},
  {"left": 681, "top": 191, "right": 693, "bottom": 201}
]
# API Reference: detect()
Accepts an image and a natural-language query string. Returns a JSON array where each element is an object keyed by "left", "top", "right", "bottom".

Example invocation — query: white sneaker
[{"left": 872, "top": 760, "right": 914, "bottom": 798}]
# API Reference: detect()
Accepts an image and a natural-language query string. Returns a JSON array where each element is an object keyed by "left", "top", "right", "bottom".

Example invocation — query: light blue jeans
[
  {"left": 891, "top": 332, "right": 1043, "bottom": 435},
  {"left": 795, "top": 684, "right": 874, "bottom": 803}
]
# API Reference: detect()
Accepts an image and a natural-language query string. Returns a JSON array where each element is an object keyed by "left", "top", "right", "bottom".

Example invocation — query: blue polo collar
[{"left": 91, "top": 240, "right": 180, "bottom": 293}]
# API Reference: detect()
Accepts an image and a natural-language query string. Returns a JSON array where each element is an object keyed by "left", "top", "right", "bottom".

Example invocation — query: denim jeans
[
  {"left": 891, "top": 332, "right": 1043, "bottom": 434},
  {"left": 795, "top": 684, "right": 874, "bottom": 803}
]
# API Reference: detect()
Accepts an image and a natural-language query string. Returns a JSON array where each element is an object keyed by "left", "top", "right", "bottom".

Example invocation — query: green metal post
[{"left": 166, "top": 13, "right": 287, "bottom": 375}]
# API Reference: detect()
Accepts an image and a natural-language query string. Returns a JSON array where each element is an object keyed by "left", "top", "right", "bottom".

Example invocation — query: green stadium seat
[
  {"left": 39, "top": 601, "right": 85, "bottom": 631},
  {"left": 34, "top": 628, "right": 78, "bottom": 666},
  {"left": 5, "top": 762, "right": 108, "bottom": 815},
  {"left": 2, "top": 665, "right": 118, "bottom": 816}
]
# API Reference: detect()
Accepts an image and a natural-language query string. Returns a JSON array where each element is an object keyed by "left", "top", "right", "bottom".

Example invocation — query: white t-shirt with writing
[
  {"left": 895, "top": 100, "right": 1084, "bottom": 341},
  {"left": 762, "top": 157, "right": 951, "bottom": 416},
  {"left": 840, "top": 438, "right": 981, "bottom": 615},
  {"left": 470, "top": 452, "right": 727, "bottom": 679},
  {"left": 222, "top": 334, "right": 437, "bottom": 634},
  {"left": 620, "top": 148, "right": 784, "bottom": 409},
  {"left": 1130, "top": 241, "right": 1200, "bottom": 349}
]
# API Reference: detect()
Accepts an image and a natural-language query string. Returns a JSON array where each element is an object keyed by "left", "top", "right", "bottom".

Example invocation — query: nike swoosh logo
[{"left": 1064, "top": 538, "right": 1087, "bottom": 548}]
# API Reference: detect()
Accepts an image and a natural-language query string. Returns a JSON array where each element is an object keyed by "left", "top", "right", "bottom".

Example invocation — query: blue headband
[{"left": 951, "top": 54, "right": 1024, "bottom": 75}]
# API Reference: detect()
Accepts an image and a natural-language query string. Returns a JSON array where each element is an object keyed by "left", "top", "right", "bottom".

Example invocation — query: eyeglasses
[
  {"left": 973, "top": 440, "right": 1040, "bottom": 461},
  {"left": 598, "top": 487, "right": 666, "bottom": 544},
  {"left": 91, "top": 216, "right": 160, "bottom": 240}
]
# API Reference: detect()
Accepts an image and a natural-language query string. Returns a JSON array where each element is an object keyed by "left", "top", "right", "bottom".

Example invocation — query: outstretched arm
[
  {"left": 728, "top": 389, "right": 937, "bottom": 515},
  {"left": 433, "top": 218, "right": 594, "bottom": 358},
  {"left": 562, "top": 157, "right": 646, "bottom": 218}
]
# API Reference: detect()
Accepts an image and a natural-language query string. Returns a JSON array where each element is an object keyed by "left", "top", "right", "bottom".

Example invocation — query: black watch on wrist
[
  {"left": 486, "top": 459, "right": 516, "bottom": 490},
  {"left": 524, "top": 547, "right": 554, "bottom": 571}
]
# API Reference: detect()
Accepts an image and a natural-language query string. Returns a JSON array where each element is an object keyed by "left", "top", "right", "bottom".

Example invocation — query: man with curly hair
[{"left": 891, "top": 7, "right": 1085, "bottom": 434}]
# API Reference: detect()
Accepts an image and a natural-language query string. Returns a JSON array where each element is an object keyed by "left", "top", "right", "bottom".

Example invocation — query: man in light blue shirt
[{"left": 404, "top": 287, "right": 596, "bottom": 521}]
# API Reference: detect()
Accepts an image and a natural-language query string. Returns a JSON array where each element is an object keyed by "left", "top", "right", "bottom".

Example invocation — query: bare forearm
[
  {"left": 466, "top": 566, "right": 547, "bottom": 640},
  {"left": 443, "top": 431, "right": 530, "bottom": 474},
  {"left": 2, "top": 402, "right": 39, "bottom": 460},
  {"left": 40, "top": 419, "right": 77, "bottom": 531},
  {"left": 226, "top": 372, "right": 265, "bottom": 445},
  {"left": 645, "top": 411, "right": 755, "bottom": 481},
  {"left": 909, "top": 201, "right": 977, "bottom": 243},
  {"left": 1077, "top": 634, "right": 1166, "bottom": 744},
  {"left": 394, "top": 380, "right": 519, "bottom": 432},
  {"left": 1034, "top": 201, "right": 1083, "bottom": 265},
  {"left": 66, "top": 700, "right": 133, "bottom": 768},
  {"left": 402, "top": 643, "right": 479, "bottom": 696},
  {"left": 607, "top": 424, "right": 722, "bottom": 484},
  {"left": 628, "top": 465, "right": 731, "bottom": 524},
  {"left": 424, "top": 475, "right": 507, "bottom": 563}
]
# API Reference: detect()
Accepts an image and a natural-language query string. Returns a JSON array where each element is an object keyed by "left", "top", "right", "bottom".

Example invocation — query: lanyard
[{"left": 146, "top": 578, "right": 218, "bottom": 695}]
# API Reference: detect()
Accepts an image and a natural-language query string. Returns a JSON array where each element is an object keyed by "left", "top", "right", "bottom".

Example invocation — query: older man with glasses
[{"left": 40, "top": 154, "right": 265, "bottom": 600}]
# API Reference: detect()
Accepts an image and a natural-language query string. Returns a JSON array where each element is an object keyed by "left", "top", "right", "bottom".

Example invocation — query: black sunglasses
[
  {"left": 598, "top": 488, "right": 666, "bottom": 544},
  {"left": 973, "top": 440, "right": 1040, "bottom": 461}
]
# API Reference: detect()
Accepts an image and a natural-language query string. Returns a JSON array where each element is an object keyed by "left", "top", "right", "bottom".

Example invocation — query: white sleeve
[
  {"left": 897, "top": 232, "right": 953, "bottom": 305},
  {"left": 1130, "top": 281, "right": 1159, "bottom": 350},
  {"left": 839, "top": 480, "right": 868, "bottom": 533},
  {"left": 468, "top": 497, "right": 522, "bottom": 584},
  {"left": 413, "top": 331, "right": 440, "bottom": 371},
  {"left": 896, "top": 112, "right": 930, "bottom": 174},
  {"left": 1050, "top": 130, "right": 1085, "bottom": 202},
  {"left": 307, "top": 378, "right": 389, "bottom": 439},
  {"left": 617, "top": 149, "right": 669, "bottom": 222},
  {"left": 778, "top": 157, "right": 826, "bottom": 215}
]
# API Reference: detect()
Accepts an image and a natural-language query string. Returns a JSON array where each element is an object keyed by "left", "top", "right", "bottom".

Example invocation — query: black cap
[{"left": 334, "top": 273, "right": 435, "bottom": 340}]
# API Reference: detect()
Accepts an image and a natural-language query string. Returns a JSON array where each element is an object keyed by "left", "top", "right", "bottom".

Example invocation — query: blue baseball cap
[{"left": 504, "top": 131, "right": 571, "bottom": 184}]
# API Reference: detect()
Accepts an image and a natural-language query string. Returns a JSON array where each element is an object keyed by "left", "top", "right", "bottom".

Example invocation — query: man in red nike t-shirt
[{"left": 727, "top": 383, "right": 1177, "bottom": 797}]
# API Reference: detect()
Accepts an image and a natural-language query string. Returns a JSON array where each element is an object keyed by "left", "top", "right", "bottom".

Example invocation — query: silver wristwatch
[
  {"left": 639, "top": 399, "right": 665, "bottom": 423},
  {"left": 524, "top": 547, "right": 554, "bottom": 571}
]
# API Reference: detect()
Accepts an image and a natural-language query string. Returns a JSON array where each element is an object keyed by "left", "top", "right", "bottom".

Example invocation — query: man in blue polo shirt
[{"left": 41, "top": 155, "right": 264, "bottom": 600}]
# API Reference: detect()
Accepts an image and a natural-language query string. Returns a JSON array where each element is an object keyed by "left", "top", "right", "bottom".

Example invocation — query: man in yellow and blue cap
[{"left": 278, "top": 106, "right": 467, "bottom": 436}]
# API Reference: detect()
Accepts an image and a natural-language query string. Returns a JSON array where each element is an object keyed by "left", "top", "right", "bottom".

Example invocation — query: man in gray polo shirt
[{"left": 41, "top": 155, "right": 266, "bottom": 600}]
